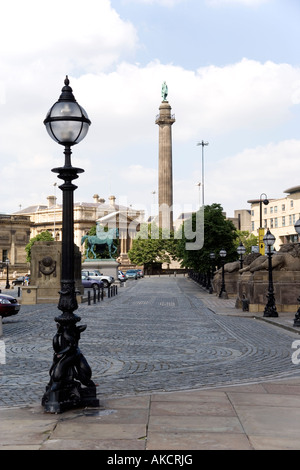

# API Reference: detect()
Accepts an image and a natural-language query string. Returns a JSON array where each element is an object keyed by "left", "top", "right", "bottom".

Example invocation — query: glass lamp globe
[
  {"left": 263, "top": 229, "right": 276, "bottom": 247},
  {"left": 44, "top": 76, "right": 91, "bottom": 146}
]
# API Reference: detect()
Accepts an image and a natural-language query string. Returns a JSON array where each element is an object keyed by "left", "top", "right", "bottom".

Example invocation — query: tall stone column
[{"left": 155, "top": 91, "right": 175, "bottom": 232}]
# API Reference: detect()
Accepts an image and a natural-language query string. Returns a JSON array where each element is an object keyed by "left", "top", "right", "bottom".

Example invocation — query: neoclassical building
[
  {"left": 15, "top": 194, "right": 144, "bottom": 266},
  {"left": 0, "top": 214, "right": 32, "bottom": 276}
]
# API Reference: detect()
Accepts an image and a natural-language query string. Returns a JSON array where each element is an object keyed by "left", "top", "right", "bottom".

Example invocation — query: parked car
[
  {"left": 81, "top": 270, "right": 114, "bottom": 288},
  {"left": 12, "top": 276, "right": 25, "bottom": 286},
  {"left": 118, "top": 270, "right": 126, "bottom": 282},
  {"left": 81, "top": 275, "right": 104, "bottom": 289},
  {"left": 131, "top": 269, "right": 143, "bottom": 278},
  {"left": 0, "top": 293, "right": 20, "bottom": 317},
  {"left": 125, "top": 269, "right": 138, "bottom": 280}
]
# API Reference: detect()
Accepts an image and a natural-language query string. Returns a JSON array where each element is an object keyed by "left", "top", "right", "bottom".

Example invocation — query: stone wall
[
  {"left": 237, "top": 270, "right": 300, "bottom": 313},
  {"left": 212, "top": 271, "right": 240, "bottom": 298}
]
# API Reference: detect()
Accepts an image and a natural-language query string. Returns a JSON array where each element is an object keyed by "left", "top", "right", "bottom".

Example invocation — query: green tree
[
  {"left": 176, "top": 203, "right": 237, "bottom": 272},
  {"left": 25, "top": 231, "right": 54, "bottom": 262},
  {"left": 234, "top": 230, "right": 258, "bottom": 254},
  {"left": 128, "top": 223, "right": 177, "bottom": 270}
]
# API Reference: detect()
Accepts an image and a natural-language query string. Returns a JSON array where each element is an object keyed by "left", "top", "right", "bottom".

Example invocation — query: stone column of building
[{"left": 155, "top": 95, "right": 175, "bottom": 232}]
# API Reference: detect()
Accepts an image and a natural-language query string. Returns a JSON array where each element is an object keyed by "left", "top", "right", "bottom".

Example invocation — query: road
[{"left": 1, "top": 275, "right": 299, "bottom": 407}]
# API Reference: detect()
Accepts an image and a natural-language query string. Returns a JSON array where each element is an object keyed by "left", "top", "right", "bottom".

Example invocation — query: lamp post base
[
  {"left": 263, "top": 289, "right": 278, "bottom": 317},
  {"left": 42, "top": 307, "right": 99, "bottom": 413},
  {"left": 263, "top": 302, "right": 278, "bottom": 318},
  {"left": 263, "top": 309, "right": 278, "bottom": 318},
  {"left": 42, "top": 382, "right": 99, "bottom": 414},
  {"left": 219, "top": 290, "right": 228, "bottom": 299},
  {"left": 294, "top": 307, "right": 300, "bottom": 327}
]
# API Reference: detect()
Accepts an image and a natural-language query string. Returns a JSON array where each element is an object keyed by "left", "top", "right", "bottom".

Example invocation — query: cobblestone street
[{"left": 1, "top": 275, "right": 300, "bottom": 408}]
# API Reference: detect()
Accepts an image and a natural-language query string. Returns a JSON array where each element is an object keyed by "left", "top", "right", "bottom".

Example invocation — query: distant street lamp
[
  {"left": 5, "top": 259, "right": 10, "bottom": 289},
  {"left": 259, "top": 193, "right": 269, "bottom": 255},
  {"left": 237, "top": 242, "right": 246, "bottom": 270},
  {"left": 263, "top": 229, "right": 278, "bottom": 318},
  {"left": 293, "top": 220, "right": 300, "bottom": 326},
  {"left": 42, "top": 76, "right": 99, "bottom": 413},
  {"left": 219, "top": 248, "right": 228, "bottom": 298},
  {"left": 197, "top": 141, "right": 209, "bottom": 206},
  {"left": 195, "top": 182, "right": 201, "bottom": 209},
  {"left": 209, "top": 252, "right": 215, "bottom": 294}
]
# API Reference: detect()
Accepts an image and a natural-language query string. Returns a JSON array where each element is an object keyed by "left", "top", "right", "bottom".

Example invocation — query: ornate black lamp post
[
  {"left": 209, "top": 252, "right": 215, "bottom": 294},
  {"left": 5, "top": 258, "right": 10, "bottom": 289},
  {"left": 237, "top": 242, "right": 246, "bottom": 269},
  {"left": 263, "top": 229, "right": 278, "bottom": 318},
  {"left": 42, "top": 76, "right": 99, "bottom": 413},
  {"left": 259, "top": 193, "right": 269, "bottom": 255},
  {"left": 259, "top": 193, "right": 269, "bottom": 227},
  {"left": 293, "top": 219, "right": 300, "bottom": 326},
  {"left": 219, "top": 248, "right": 228, "bottom": 298}
]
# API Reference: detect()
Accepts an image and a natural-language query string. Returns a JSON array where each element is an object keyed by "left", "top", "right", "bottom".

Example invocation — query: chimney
[
  {"left": 109, "top": 195, "right": 116, "bottom": 207},
  {"left": 47, "top": 195, "right": 57, "bottom": 208}
]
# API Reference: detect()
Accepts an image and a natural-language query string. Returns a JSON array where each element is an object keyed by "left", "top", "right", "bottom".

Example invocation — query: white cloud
[
  {"left": 121, "top": 0, "right": 186, "bottom": 6},
  {"left": 206, "top": 0, "right": 271, "bottom": 6},
  {"left": 205, "top": 140, "right": 300, "bottom": 215},
  {"left": 72, "top": 59, "right": 300, "bottom": 151},
  {"left": 121, "top": 164, "right": 157, "bottom": 184},
  {"left": 0, "top": 0, "right": 138, "bottom": 75}
]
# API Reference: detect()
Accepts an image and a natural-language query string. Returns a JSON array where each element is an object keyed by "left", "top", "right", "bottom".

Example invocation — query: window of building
[
  {"left": 293, "top": 214, "right": 296, "bottom": 225},
  {"left": 270, "top": 218, "right": 274, "bottom": 228},
  {"left": 2, "top": 250, "right": 8, "bottom": 263},
  {"left": 251, "top": 221, "right": 255, "bottom": 231},
  {"left": 264, "top": 207, "right": 267, "bottom": 215},
  {"left": 251, "top": 210, "right": 254, "bottom": 216},
  {"left": 291, "top": 200, "right": 294, "bottom": 208},
  {"left": 289, "top": 215, "right": 292, "bottom": 225},
  {"left": 275, "top": 218, "right": 278, "bottom": 228},
  {"left": 264, "top": 219, "right": 267, "bottom": 228},
  {"left": 274, "top": 206, "right": 277, "bottom": 213},
  {"left": 270, "top": 207, "right": 273, "bottom": 214},
  {"left": 282, "top": 204, "right": 285, "bottom": 211},
  {"left": 282, "top": 216, "right": 285, "bottom": 227}
]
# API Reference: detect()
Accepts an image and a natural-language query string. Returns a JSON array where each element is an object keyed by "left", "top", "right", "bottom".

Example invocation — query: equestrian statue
[{"left": 81, "top": 222, "right": 119, "bottom": 259}]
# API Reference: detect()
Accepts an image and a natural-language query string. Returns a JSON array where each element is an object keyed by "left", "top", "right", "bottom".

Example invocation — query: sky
[{"left": 1, "top": 0, "right": 300, "bottom": 221}]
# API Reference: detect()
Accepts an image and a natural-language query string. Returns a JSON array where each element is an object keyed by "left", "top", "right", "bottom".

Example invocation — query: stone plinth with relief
[{"left": 21, "top": 241, "right": 83, "bottom": 304}]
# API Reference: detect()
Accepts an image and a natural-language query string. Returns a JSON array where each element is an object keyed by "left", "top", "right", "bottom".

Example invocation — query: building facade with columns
[{"left": 0, "top": 214, "right": 32, "bottom": 276}]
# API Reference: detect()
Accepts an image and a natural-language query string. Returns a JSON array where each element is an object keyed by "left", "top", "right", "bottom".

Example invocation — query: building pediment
[{"left": 97, "top": 211, "right": 140, "bottom": 230}]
